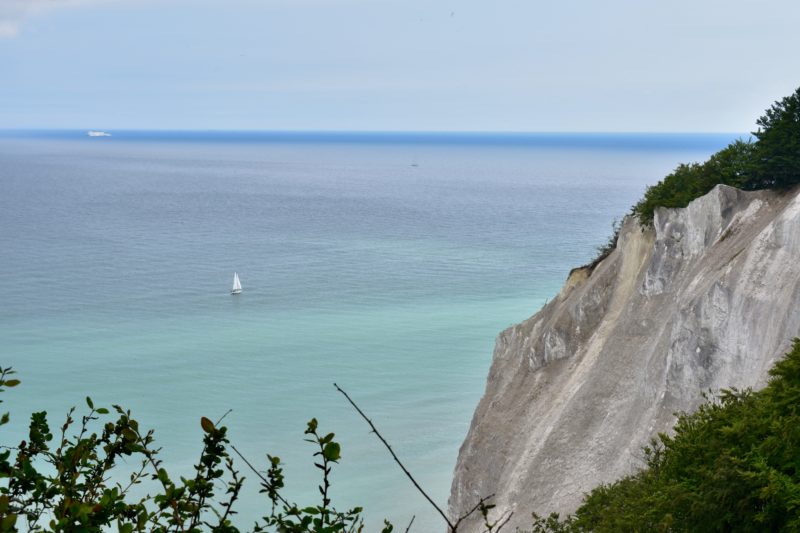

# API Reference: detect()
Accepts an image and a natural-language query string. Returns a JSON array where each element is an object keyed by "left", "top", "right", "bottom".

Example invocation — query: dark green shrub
[
  {"left": 631, "top": 85, "right": 800, "bottom": 227},
  {"left": 531, "top": 339, "right": 800, "bottom": 532},
  {"left": 632, "top": 139, "right": 756, "bottom": 226}
]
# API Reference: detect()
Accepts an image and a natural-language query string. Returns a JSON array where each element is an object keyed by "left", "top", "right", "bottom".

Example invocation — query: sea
[{"left": 0, "top": 131, "right": 739, "bottom": 531}]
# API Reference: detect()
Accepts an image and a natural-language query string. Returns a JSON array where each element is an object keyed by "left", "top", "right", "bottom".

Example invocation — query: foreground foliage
[
  {"left": 0, "top": 369, "right": 506, "bottom": 532},
  {"left": 532, "top": 339, "right": 800, "bottom": 532},
  {"left": 8, "top": 336, "right": 800, "bottom": 533},
  {"left": 0, "top": 370, "right": 374, "bottom": 533},
  {"left": 632, "top": 86, "right": 800, "bottom": 226}
]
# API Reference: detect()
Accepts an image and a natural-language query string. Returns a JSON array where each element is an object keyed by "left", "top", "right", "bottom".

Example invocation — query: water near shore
[{"left": 0, "top": 131, "right": 737, "bottom": 530}]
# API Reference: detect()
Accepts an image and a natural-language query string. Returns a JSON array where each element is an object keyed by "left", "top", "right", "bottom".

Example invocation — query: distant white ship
[{"left": 87, "top": 131, "right": 112, "bottom": 137}]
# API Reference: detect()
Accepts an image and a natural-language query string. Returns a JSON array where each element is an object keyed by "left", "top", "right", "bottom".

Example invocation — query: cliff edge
[{"left": 449, "top": 185, "right": 800, "bottom": 531}]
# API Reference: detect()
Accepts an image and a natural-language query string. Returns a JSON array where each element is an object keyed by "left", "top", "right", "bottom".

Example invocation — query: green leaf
[
  {"left": 322, "top": 442, "right": 341, "bottom": 462},
  {"left": 96, "top": 408, "right": 109, "bottom": 415},
  {"left": 3, "top": 379, "right": 20, "bottom": 388},
  {"left": 86, "top": 396, "right": 94, "bottom": 409}
]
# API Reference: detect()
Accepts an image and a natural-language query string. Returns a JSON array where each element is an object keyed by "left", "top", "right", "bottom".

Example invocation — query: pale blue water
[{"left": 0, "top": 131, "right": 737, "bottom": 530}]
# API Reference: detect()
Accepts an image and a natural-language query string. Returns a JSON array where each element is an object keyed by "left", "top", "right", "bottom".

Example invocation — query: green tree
[
  {"left": 630, "top": 85, "right": 800, "bottom": 227},
  {"left": 631, "top": 138, "right": 756, "bottom": 226},
  {"left": 750, "top": 86, "right": 800, "bottom": 188}
]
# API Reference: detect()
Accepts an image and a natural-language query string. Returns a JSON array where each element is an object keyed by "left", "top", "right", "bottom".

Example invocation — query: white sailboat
[{"left": 231, "top": 272, "right": 242, "bottom": 294}]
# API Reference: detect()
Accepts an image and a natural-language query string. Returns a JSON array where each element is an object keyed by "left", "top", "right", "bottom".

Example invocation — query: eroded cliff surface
[{"left": 450, "top": 185, "right": 800, "bottom": 531}]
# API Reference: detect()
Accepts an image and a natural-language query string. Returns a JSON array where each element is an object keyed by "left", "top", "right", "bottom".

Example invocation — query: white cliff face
[{"left": 449, "top": 185, "right": 800, "bottom": 532}]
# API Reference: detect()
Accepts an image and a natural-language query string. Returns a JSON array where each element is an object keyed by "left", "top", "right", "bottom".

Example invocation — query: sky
[{"left": 1, "top": 0, "right": 799, "bottom": 132}]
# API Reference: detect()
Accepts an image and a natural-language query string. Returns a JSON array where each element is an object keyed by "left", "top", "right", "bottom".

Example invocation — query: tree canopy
[
  {"left": 632, "top": 86, "right": 800, "bottom": 226},
  {"left": 751, "top": 86, "right": 800, "bottom": 189}
]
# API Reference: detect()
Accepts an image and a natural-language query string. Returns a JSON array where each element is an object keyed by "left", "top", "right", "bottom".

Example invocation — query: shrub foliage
[
  {"left": 0, "top": 369, "right": 377, "bottom": 533},
  {"left": 0, "top": 369, "right": 507, "bottom": 532},
  {"left": 632, "top": 86, "right": 800, "bottom": 226},
  {"left": 531, "top": 339, "right": 800, "bottom": 532}
]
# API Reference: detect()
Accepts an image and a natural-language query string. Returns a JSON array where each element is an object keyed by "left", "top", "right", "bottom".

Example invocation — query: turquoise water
[{"left": 0, "top": 132, "right": 736, "bottom": 530}]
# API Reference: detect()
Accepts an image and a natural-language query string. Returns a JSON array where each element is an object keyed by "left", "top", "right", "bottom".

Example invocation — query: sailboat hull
[{"left": 231, "top": 289, "right": 242, "bottom": 295}]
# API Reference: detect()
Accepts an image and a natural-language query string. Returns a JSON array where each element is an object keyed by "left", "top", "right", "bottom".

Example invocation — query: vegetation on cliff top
[
  {"left": 531, "top": 339, "right": 800, "bottom": 532},
  {"left": 632, "top": 86, "right": 800, "bottom": 226},
  {"left": 584, "top": 85, "right": 800, "bottom": 269}
]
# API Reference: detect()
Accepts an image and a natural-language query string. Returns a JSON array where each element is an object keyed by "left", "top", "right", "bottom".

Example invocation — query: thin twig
[
  {"left": 188, "top": 409, "right": 235, "bottom": 529},
  {"left": 482, "top": 510, "right": 513, "bottom": 533},
  {"left": 119, "top": 458, "right": 149, "bottom": 496},
  {"left": 453, "top": 494, "right": 495, "bottom": 531},
  {"left": 215, "top": 409, "right": 233, "bottom": 426},
  {"left": 230, "top": 444, "right": 292, "bottom": 508},
  {"left": 188, "top": 411, "right": 232, "bottom": 530},
  {"left": 404, "top": 515, "right": 415, "bottom": 533},
  {"left": 218, "top": 457, "right": 243, "bottom": 525},
  {"left": 136, "top": 433, "right": 181, "bottom": 528},
  {"left": 333, "top": 383, "right": 454, "bottom": 529}
]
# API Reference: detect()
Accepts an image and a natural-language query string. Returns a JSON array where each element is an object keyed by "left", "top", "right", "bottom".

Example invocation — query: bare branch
[
  {"left": 453, "top": 494, "right": 495, "bottom": 531},
  {"left": 215, "top": 409, "right": 233, "bottom": 426},
  {"left": 334, "top": 383, "right": 454, "bottom": 530},
  {"left": 218, "top": 456, "right": 243, "bottom": 525},
  {"left": 482, "top": 509, "right": 513, "bottom": 533},
  {"left": 230, "top": 444, "right": 292, "bottom": 509},
  {"left": 404, "top": 515, "right": 415, "bottom": 533}
]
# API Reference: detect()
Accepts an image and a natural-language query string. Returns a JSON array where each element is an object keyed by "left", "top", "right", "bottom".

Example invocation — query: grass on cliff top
[{"left": 532, "top": 338, "right": 800, "bottom": 532}]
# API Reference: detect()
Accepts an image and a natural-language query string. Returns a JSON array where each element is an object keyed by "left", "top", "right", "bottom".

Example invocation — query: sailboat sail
[{"left": 231, "top": 272, "right": 242, "bottom": 294}]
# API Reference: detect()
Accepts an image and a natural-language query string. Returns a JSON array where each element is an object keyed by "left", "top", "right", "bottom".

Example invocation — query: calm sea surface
[{"left": 0, "top": 131, "right": 737, "bottom": 530}]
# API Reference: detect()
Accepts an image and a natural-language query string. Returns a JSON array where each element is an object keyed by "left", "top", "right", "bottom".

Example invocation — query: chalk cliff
[{"left": 449, "top": 185, "right": 800, "bottom": 531}]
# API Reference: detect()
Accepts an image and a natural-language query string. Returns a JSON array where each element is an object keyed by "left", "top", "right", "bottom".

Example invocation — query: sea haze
[{"left": 0, "top": 131, "right": 738, "bottom": 530}]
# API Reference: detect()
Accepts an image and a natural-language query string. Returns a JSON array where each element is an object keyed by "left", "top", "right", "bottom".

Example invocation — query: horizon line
[{"left": 0, "top": 128, "right": 751, "bottom": 136}]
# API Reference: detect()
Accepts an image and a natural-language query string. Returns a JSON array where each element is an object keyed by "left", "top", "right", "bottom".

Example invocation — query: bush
[
  {"left": 632, "top": 86, "right": 800, "bottom": 226},
  {"left": 0, "top": 375, "right": 377, "bottom": 533},
  {"left": 531, "top": 339, "right": 800, "bottom": 532},
  {"left": 0, "top": 370, "right": 506, "bottom": 532},
  {"left": 632, "top": 139, "right": 755, "bottom": 226}
]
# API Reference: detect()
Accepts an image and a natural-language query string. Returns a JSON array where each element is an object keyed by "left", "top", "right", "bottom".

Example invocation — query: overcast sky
[{"left": 1, "top": 0, "right": 799, "bottom": 131}]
